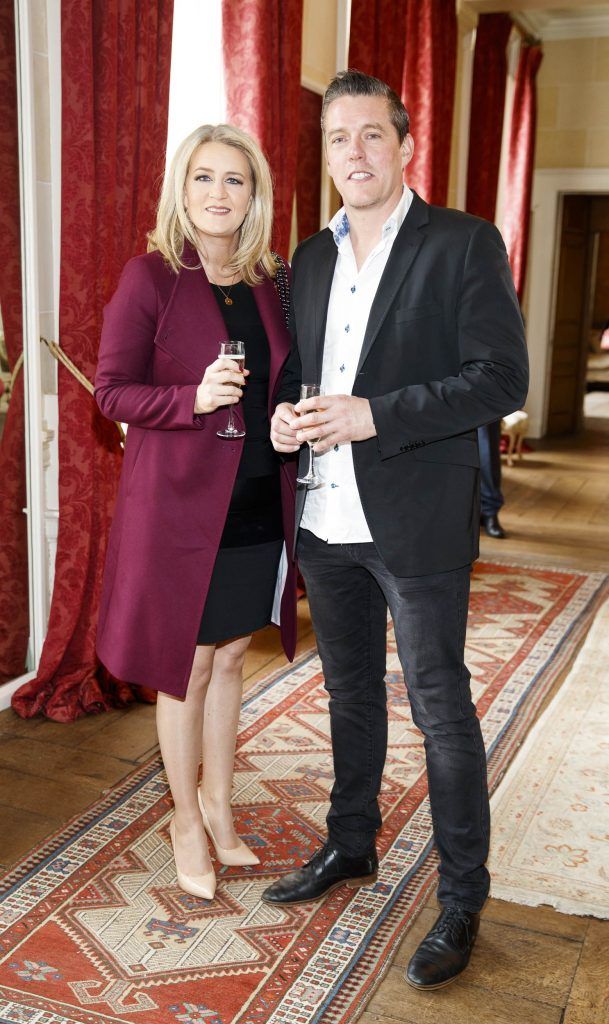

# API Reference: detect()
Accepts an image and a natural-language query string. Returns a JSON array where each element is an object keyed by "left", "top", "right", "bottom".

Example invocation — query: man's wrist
[{"left": 361, "top": 397, "right": 377, "bottom": 439}]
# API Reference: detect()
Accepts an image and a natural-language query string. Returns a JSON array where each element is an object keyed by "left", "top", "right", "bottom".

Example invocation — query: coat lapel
[
  {"left": 154, "top": 244, "right": 228, "bottom": 379},
  {"left": 252, "top": 273, "right": 291, "bottom": 414},
  {"left": 155, "top": 244, "right": 295, "bottom": 413},
  {"left": 311, "top": 231, "right": 338, "bottom": 382},
  {"left": 356, "top": 192, "right": 430, "bottom": 375}
]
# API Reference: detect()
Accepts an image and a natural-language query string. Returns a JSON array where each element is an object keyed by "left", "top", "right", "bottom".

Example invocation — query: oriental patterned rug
[
  {"left": 1, "top": 562, "right": 607, "bottom": 1024},
  {"left": 489, "top": 595, "right": 609, "bottom": 919}
]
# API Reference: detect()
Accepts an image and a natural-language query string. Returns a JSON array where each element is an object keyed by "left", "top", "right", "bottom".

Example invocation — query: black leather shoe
[
  {"left": 406, "top": 906, "right": 480, "bottom": 990},
  {"left": 261, "top": 841, "right": 378, "bottom": 905},
  {"left": 481, "top": 513, "right": 506, "bottom": 538}
]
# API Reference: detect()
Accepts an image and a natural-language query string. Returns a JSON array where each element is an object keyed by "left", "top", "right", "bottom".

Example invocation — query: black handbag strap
[{"left": 272, "top": 252, "right": 291, "bottom": 329}]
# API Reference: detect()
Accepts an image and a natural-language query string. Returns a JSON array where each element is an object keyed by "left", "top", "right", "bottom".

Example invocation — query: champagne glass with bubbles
[
  {"left": 296, "top": 384, "right": 323, "bottom": 487},
  {"left": 217, "top": 340, "right": 246, "bottom": 439}
]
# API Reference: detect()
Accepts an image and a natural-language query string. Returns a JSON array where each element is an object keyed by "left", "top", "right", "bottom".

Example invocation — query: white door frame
[
  {"left": 1, "top": 0, "right": 55, "bottom": 711},
  {"left": 526, "top": 167, "right": 609, "bottom": 438}
]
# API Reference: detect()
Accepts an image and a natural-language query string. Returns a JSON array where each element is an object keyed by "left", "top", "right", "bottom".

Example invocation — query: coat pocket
[
  {"left": 393, "top": 301, "right": 442, "bottom": 324},
  {"left": 126, "top": 431, "right": 148, "bottom": 494},
  {"left": 413, "top": 436, "right": 480, "bottom": 468}
]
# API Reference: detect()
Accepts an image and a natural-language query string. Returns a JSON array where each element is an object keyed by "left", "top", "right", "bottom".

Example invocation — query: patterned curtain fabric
[
  {"left": 222, "top": 0, "right": 304, "bottom": 258},
  {"left": 402, "top": 0, "right": 457, "bottom": 206},
  {"left": 466, "top": 13, "right": 513, "bottom": 222},
  {"left": 0, "top": 1, "right": 29, "bottom": 685},
  {"left": 348, "top": 0, "right": 408, "bottom": 95},
  {"left": 12, "top": 0, "right": 174, "bottom": 720},
  {"left": 502, "top": 42, "right": 543, "bottom": 301},
  {"left": 296, "top": 87, "right": 322, "bottom": 243}
]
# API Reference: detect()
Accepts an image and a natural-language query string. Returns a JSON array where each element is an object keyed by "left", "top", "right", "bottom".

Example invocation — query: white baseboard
[{"left": 0, "top": 671, "right": 36, "bottom": 712}]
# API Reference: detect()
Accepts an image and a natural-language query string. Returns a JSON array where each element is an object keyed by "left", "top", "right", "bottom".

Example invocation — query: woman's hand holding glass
[{"left": 194, "top": 349, "right": 248, "bottom": 417}]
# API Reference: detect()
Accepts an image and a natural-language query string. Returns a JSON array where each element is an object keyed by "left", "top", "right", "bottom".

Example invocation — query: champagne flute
[
  {"left": 296, "top": 384, "right": 323, "bottom": 487},
  {"left": 217, "top": 340, "right": 246, "bottom": 439}
]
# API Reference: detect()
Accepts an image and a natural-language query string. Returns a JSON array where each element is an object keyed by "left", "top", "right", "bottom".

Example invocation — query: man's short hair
[{"left": 321, "top": 69, "right": 410, "bottom": 143}]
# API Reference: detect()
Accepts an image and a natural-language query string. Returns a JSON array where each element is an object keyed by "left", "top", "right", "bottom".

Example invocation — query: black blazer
[{"left": 278, "top": 193, "right": 529, "bottom": 576}]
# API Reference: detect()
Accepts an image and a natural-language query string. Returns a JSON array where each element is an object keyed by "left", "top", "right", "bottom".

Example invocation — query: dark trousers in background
[
  {"left": 297, "top": 528, "right": 491, "bottom": 913},
  {"left": 478, "top": 420, "right": 504, "bottom": 517}
]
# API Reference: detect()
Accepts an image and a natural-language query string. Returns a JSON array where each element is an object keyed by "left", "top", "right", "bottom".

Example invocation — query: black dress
[{"left": 197, "top": 282, "right": 284, "bottom": 644}]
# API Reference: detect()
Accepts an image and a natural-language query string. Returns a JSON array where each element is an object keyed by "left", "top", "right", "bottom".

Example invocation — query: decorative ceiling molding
[
  {"left": 512, "top": 11, "right": 545, "bottom": 36},
  {"left": 511, "top": 8, "right": 609, "bottom": 41},
  {"left": 461, "top": 2, "right": 609, "bottom": 40}
]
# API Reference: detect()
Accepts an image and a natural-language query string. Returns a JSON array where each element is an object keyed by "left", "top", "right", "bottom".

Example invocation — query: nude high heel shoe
[
  {"left": 169, "top": 818, "right": 216, "bottom": 900},
  {"left": 197, "top": 790, "right": 260, "bottom": 867}
]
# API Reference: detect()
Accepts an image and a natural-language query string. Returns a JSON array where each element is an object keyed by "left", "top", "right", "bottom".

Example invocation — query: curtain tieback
[
  {"left": 40, "top": 336, "right": 125, "bottom": 444},
  {"left": 8, "top": 351, "right": 24, "bottom": 394}
]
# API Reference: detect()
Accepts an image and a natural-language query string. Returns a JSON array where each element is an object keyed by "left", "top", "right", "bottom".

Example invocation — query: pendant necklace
[
  {"left": 211, "top": 270, "right": 237, "bottom": 306},
  {"left": 202, "top": 252, "right": 238, "bottom": 304},
  {"left": 216, "top": 282, "right": 235, "bottom": 306}
]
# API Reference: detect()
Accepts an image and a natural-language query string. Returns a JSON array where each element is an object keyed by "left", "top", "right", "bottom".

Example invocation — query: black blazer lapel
[
  {"left": 311, "top": 230, "right": 337, "bottom": 382},
  {"left": 252, "top": 274, "right": 291, "bottom": 414},
  {"left": 356, "top": 193, "right": 430, "bottom": 375}
]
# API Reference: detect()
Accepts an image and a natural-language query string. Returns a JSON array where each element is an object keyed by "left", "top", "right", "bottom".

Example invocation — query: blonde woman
[{"left": 95, "top": 125, "right": 297, "bottom": 900}]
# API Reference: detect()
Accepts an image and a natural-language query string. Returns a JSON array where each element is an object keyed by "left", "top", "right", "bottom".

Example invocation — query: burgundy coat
[{"left": 94, "top": 246, "right": 297, "bottom": 697}]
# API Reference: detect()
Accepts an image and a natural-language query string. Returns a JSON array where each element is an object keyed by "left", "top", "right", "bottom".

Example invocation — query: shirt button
[
  {"left": 334, "top": 444, "right": 339, "bottom": 452},
  {"left": 351, "top": 285, "right": 356, "bottom": 293},
  {"left": 339, "top": 364, "right": 345, "bottom": 373},
  {"left": 344, "top": 324, "right": 350, "bottom": 333}
]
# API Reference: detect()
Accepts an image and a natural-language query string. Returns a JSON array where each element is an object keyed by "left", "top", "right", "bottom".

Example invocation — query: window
[{"left": 166, "top": 0, "right": 226, "bottom": 167}]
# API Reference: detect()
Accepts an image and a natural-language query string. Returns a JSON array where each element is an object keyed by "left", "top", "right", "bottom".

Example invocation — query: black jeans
[{"left": 297, "top": 529, "right": 490, "bottom": 913}]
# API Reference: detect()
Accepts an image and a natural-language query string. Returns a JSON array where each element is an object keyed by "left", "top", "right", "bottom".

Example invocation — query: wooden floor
[{"left": 1, "top": 403, "right": 608, "bottom": 1024}]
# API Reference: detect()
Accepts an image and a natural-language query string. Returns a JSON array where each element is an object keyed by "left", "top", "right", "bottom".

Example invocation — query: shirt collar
[{"left": 328, "top": 186, "right": 414, "bottom": 250}]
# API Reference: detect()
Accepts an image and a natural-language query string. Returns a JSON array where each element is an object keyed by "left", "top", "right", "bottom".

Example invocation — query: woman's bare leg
[
  {"left": 156, "top": 644, "right": 215, "bottom": 876},
  {"left": 200, "top": 633, "right": 252, "bottom": 849}
]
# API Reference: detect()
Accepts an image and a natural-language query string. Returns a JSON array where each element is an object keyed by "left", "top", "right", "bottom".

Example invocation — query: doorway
[{"left": 546, "top": 194, "right": 609, "bottom": 435}]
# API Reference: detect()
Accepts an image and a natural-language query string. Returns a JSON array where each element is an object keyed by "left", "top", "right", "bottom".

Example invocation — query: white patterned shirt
[{"left": 300, "top": 186, "right": 414, "bottom": 543}]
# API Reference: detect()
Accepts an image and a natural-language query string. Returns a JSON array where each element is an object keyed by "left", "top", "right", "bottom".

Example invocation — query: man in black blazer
[{"left": 264, "top": 70, "right": 528, "bottom": 991}]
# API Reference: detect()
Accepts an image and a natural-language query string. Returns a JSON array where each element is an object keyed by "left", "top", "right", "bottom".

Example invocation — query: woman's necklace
[
  {"left": 214, "top": 279, "right": 236, "bottom": 306},
  {"left": 203, "top": 259, "right": 239, "bottom": 305}
]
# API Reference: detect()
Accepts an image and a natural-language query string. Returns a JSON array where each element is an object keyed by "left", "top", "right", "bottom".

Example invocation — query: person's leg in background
[{"left": 478, "top": 420, "right": 506, "bottom": 538}]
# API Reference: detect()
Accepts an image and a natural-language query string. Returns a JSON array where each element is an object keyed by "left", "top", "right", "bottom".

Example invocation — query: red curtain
[
  {"left": 466, "top": 13, "right": 513, "bottom": 222},
  {"left": 296, "top": 87, "right": 322, "bottom": 243},
  {"left": 12, "top": 0, "right": 173, "bottom": 721},
  {"left": 402, "top": 0, "right": 457, "bottom": 206},
  {"left": 0, "top": 1, "right": 29, "bottom": 685},
  {"left": 502, "top": 42, "right": 543, "bottom": 301},
  {"left": 222, "top": 0, "right": 303, "bottom": 258},
  {"left": 348, "top": 0, "right": 408, "bottom": 96}
]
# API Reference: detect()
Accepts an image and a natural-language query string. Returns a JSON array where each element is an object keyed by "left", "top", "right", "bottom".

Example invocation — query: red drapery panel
[
  {"left": 296, "top": 87, "right": 322, "bottom": 243},
  {"left": 348, "top": 0, "right": 408, "bottom": 95},
  {"left": 466, "top": 13, "right": 513, "bottom": 222},
  {"left": 402, "top": 0, "right": 457, "bottom": 206},
  {"left": 502, "top": 42, "right": 543, "bottom": 301},
  {"left": 222, "top": 0, "right": 303, "bottom": 258},
  {"left": 12, "top": 0, "right": 174, "bottom": 720},
  {"left": 0, "top": 1, "right": 29, "bottom": 685}
]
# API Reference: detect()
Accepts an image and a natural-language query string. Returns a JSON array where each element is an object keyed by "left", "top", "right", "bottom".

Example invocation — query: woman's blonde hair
[{"left": 148, "top": 124, "right": 277, "bottom": 285}]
